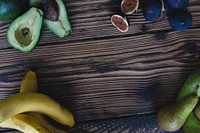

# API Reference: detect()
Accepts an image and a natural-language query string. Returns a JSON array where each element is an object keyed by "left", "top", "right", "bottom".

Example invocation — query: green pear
[
  {"left": 182, "top": 112, "right": 200, "bottom": 133},
  {"left": 176, "top": 71, "right": 200, "bottom": 133},
  {"left": 177, "top": 71, "right": 200, "bottom": 101},
  {"left": 157, "top": 93, "right": 199, "bottom": 131},
  {"left": 194, "top": 104, "right": 200, "bottom": 120}
]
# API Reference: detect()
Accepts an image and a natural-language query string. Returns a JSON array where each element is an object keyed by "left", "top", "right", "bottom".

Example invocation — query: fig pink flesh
[
  {"left": 112, "top": 16, "right": 128, "bottom": 31},
  {"left": 122, "top": 0, "right": 138, "bottom": 13}
]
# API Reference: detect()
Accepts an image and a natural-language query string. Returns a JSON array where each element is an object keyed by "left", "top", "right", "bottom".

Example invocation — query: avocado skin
[
  {"left": 30, "top": 0, "right": 72, "bottom": 37},
  {"left": 0, "top": 0, "right": 29, "bottom": 21},
  {"left": 7, "top": 7, "right": 44, "bottom": 52}
]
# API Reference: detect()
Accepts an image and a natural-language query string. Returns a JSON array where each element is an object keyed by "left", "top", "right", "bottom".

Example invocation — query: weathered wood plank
[
  {"left": 0, "top": 114, "right": 182, "bottom": 133},
  {"left": 75, "top": 114, "right": 182, "bottom": 133},
  {"left": 0, "top": 28, "right": 199, "bottom": 121},
  {"left": 0, "top": 0, "right": 199, "bottom": 49},
  {"left": 0, "top": 1, "right": 200, "bottom": 132}
]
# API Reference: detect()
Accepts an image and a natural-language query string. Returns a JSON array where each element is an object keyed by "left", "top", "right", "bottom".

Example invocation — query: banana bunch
[{"left": 0, "top": 70, "right": 75, "bottom": 133}]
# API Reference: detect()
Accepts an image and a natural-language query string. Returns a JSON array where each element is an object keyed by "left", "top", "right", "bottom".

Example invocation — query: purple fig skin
[
  {"left": 167, "top": 0, "right": 189, "bottom": 9},
  {"left": 143, "top": 0, "right": 168, "bottom": 22},
  {"left": 169, "top": 10, "right": 192, "bottom": 31}
]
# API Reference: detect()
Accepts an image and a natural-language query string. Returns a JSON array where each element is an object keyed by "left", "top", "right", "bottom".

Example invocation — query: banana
[
  {"left": 0, "top": 71, "right": 50, "bottom": 133},
  {"left": 176, "top": 71, "right": 200, "bottom": 133},
  {"left": 28, "top": 112, "right": 67, "bottom": 133},
  {"left": 0, "top": 92, "right": 75, "bottom": 127},
  {"left": 20, "top": 70, "right": 38, "bottom": 93},
  {"left": 20, "top": 70, "right": 67, "bottom": 133},
  {"left": 0, "top": 113, "right": 50, "bottom": 133}
]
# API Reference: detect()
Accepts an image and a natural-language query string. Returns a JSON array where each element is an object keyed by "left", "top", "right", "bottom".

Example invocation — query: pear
[
  {"left": 157, "top": 93, "right": 199, "bottom": 131},
  {"left": 177, "top": 71, "right": 200, "bottom": 101},
  {"left": 176, "top": 71, "right": 200, "bottom": 133},
  {"left": 182, "top": 112, "right": 200, "bottom": 133},
  {"left": 194, "top": 104, "right": 200, "bottom": 120}
]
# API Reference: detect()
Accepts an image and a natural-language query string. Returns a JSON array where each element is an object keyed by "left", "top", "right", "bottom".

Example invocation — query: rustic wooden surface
[{"left": 0, "top": 0, "right": 200, "bottom": 132}]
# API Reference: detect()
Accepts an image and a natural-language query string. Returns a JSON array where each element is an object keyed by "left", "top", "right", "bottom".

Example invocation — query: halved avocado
[
  {"left": 7, "top": 7, "right": 43, "bottom": 52},
  {"left": 30, "top": 0, "right": 72, "bottom": 37}
]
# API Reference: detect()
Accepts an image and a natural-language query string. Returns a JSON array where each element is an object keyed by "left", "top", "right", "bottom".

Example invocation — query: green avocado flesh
[
  {"left": 15, "top": 24, "right": 32, "bottom": 47},
  {"left": 30, "top": 0, "right": 72, "bottom": 37},
  {"left": 0, "top": 0, "right": 29, "bottom": 21},
  {"left": 7, "top": 7, "right": 43, "bottom": 52}
]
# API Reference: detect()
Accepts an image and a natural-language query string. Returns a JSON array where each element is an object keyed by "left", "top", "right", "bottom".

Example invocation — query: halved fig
[
  {"left": 121, "top": 0, "right": 139, "bottom": 15},
  {"left": 111, "top": 15, "right": 129, "bottom": 33}
]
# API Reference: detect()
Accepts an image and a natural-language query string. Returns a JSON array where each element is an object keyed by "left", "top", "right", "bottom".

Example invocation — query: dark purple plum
[
  {"left": 167, "top": 0, "right": 188, "bottom": 9},
  {"left": 143, "top": 0, "right": 168, "bottom": 22},
  {"left": 169, "top": 10, "right": 192, "bottom": 31}
]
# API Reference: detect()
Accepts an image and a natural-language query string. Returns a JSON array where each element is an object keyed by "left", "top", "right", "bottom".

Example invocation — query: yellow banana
[
  {"left": 28, "top": 112, "right": 67, "bottom": 133},
  {"left": 0, "top": 71, "right": 50, "bottom": 133},
  {"left": 20, "top": 70, "right": 67, "bottom": 133},
  {"left": 0, "top": 113, "right": 50, "bottom": 133},
  {"left": 20, "top": 70, "right": 38, "bottom": 93},
  {"left": 0, "top": 92, "right": 75, "bottom": 127}
]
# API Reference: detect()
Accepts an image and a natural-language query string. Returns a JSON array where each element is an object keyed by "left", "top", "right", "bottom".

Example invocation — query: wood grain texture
[
  {"left": 0, "top": 28, "right": 200, "bottom": 121},
  {"left": 0, "top": 0, "right": 199, "bottom": 49},
  {"left": 75, "top": 114, "right": 182, "bottom": 133},
  {"left": 0, "top": 0, "right": 200, "bottom": 132},
  {"left": 0, "top": 113, "right": 182, "bottom": 133}
]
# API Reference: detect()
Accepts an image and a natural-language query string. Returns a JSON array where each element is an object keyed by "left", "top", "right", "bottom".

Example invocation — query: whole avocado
[{"left": 0, "top": 0, "right": 29, "bottom": 21}]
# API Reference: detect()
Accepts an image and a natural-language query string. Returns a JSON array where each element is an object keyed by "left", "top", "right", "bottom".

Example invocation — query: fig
[
  {"left": 169, "top": 10, "right": 192, "bottom": 31},
  {"left": 121, "top": 0, "right": 139, "bottom": 15},
  {"left": 7, "top": 8, "right": 43, "bottom": 52},
  {"left": 30, "top": 0, "right": 72, "bottom": 37},
  {"left": 0, "top": 0, "right": 29, "bottom": 21},
  {"left": 143, "top": 0, "right": 168, "bottom": 22},
  {"left": 166, "top": 0, "right": 188, "bottom": 9},
  {"left": 111, "top": 15, "right": 129, "bottom": 32}
]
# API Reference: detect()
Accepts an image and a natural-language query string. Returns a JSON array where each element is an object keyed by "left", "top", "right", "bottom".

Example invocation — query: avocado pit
[
  {"left": 15, "top": 24, "right": 32, "bottom": 47},
  {"left": 30, "top": 0, "right": 72, "bottom": 37},
  {"left": 7, "top": 7, "right": 44, "bottom": 52},
  {"left": 37, "top": 0, "right": 59, "bottom": 21}
]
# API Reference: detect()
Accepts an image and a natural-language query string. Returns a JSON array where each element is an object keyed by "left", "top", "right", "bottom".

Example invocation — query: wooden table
[{"left": 0, "top": 0, "right": 200, "bottom": 132}]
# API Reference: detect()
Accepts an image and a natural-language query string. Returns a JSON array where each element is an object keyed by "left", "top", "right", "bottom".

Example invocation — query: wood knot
[{"left": 184, "top": 41, "right": 199, "bottom": 54}]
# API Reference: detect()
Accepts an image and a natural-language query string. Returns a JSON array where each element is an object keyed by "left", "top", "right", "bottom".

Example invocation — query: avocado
[
  {"left": 0, "top": 0, "right": 29, "bottom": 21},
  {"left": 30, "top": 0, "right": 72, "bottom": 37},
  {"left": 7, "top": 7, "right": 43, "bottom": 52}
]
